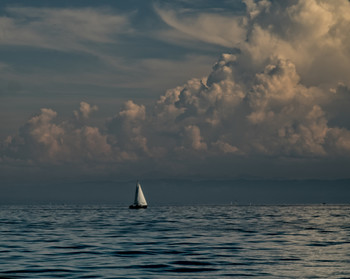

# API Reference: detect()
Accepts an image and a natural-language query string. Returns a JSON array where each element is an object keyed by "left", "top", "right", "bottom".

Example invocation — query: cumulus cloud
[
  {"left": 2, "top": 0, "right": 350, "bottom": 178},
  {"left": 183, "top": 125, "right": 208, "bottom": 151},
  {"left": 2, "top": 106, "right": 111, "bottom": 164},
  {"left": 74, "top": 102, "right": 98, "bottom": 120},
  {"left": 242, "top": 0, "right": 350, "bottom": 87}
]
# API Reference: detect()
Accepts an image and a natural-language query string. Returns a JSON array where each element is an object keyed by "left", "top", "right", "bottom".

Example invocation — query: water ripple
[{"left": 0, "top": 204, "right": 349, "bottom": 278}]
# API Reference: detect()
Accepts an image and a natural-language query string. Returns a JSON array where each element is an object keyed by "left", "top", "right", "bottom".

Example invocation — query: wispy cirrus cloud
[
  {"left": 0, "top": 4, "right": 224, "bottom": 95},
  {"left": 0, "top": 7, "right": 132, "bottom": 52},
  {"left": 0, "top": 6, "right": 137, "bottom": 95},
  {"left": 154, "top": 5, "right": 246, "bottom": 48}
]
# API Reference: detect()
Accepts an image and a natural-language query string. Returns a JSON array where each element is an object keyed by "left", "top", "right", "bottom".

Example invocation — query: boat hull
[{"left": 129, "top": 204, "right": 147, "bottom": 209}]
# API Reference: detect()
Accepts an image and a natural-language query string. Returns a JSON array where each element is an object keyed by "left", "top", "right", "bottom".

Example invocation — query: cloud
[
  {"left": 2, "top": 107, "right": 111, "bottom": 164},
  {"left": 2, "top": 0, "right": 350, "bottom": 179},
  {"left": 155, "top": 5, "right": 246, "bottom": 48},
  {"left": 0, "top": 6, "right": 140, "bottom": 93},
  {"left": 0, "top": 5, "right": 222, "bottom": 95},
  {"left": 241, "top": 0, "right": 350, "bottom": 87},
  {"left": 183, "top": 125, "right": 207, "bottom": 151},
  {"left": 74, "top": 102, "right": 98, "bottom": 120},
  {"left": 118, "top": 100, "right": 146, "bottom": 122},
  {"left": 0, "top": 7, "right": 131, "bottom": 52}
]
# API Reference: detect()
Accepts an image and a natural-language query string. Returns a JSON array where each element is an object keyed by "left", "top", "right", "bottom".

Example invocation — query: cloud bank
[{"left": 2, "top": 0, "right": 350, "bottom": 179}]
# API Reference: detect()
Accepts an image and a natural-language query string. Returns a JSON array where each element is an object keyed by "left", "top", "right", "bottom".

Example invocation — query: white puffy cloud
[
  {"left": 240, "top": 0, "right": 350, "bottom": 88},
  {"left": 107, "top": 101, "right": 150, "bottom": 160},
  {"left": 3, "top": 106, "right": 111, "bottom": 164},
  {"left": 74, "top": 102, "right": 98, "bottom": 120},
  {"left": 151, "top": 0, "right": 350, "bottom": 160},
  {"left": 212, "top": 140, "right": 239, "bottom": 154},
  {"left": 243, "top": 0, "right": 271, "bottom": 19},
  {"left": 119, "top": 100, "right": 146, "bottom": 122},
  {"left": 183, "top": 125, "right": 207, "bottom": 151},
  {"left": 2, "top": 0, "right": 350, "bottom": 178},
  {"left": 151, "top": 54, "right": 333, "bottom": 157}
]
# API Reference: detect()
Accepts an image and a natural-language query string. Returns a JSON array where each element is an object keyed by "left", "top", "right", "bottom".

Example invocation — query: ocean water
[{"left": 0, "top": 205, "right": 349, "bottom": 278}]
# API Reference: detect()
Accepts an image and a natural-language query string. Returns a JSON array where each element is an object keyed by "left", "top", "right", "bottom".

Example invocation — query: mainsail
[
  {"left": 129, "top": 181, "right": 147, "bottom": 209},
  {"left": 134, "top": 181, "right": 147, "bottom": 206}
]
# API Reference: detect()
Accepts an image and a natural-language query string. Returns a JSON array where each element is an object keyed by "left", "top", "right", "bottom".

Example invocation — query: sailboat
[{"left": 129, "top": 181, "right": 148, "bottom": 209}]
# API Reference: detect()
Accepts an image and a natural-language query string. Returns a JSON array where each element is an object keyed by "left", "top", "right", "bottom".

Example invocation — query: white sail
[{"left": 134, "top": 182, "right": 147, "bottom": 206}]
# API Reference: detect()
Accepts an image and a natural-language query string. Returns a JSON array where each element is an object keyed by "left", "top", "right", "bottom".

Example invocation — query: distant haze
[
  {"left": 1, "top": 179, "right": 349, "bottom": 205},
  {"left": 1, "top": 0, "right": 350, "bottom": 203}
]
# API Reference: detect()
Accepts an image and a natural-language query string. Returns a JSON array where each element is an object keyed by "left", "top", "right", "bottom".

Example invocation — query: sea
[{"left": 0, "top": 204, "right": 349, "bottom": 278}]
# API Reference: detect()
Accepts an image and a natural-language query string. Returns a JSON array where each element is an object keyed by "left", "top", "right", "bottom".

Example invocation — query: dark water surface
[{"left": 1, "top": 205, "right": 349, "bottom": 278}]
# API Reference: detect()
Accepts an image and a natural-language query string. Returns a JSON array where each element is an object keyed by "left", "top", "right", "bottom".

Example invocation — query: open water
[{"left": 0, "top": 204, "right": 349, "bottom": 278}]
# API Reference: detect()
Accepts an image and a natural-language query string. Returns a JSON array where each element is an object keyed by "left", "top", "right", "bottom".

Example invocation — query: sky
[{"left": 1, "top": 0, "right": 350, "bottom": 203}]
